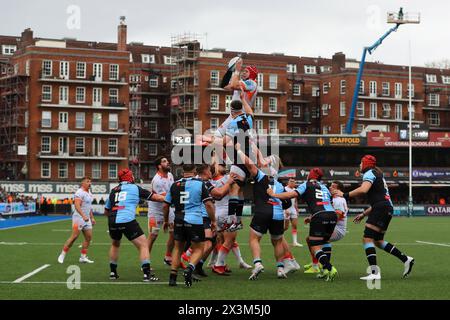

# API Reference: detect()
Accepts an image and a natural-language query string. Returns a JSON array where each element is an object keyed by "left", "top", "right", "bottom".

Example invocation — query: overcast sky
[{"left": 1, "top": 0, "right": 447, "bottom": 66}]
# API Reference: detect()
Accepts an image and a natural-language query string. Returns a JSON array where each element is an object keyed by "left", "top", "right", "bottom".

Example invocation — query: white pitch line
[
  {"left": 13, "top": 264, "right": 51, "bottom": 283},
  {"left": 1, "top": 281, "right": 178, "bottom": 285},
  {"left": 0, "top": 218, "right": 71, "bottom": 230},
  {"left": 415, "top": 240, "right": 450, "bottom": 247}
]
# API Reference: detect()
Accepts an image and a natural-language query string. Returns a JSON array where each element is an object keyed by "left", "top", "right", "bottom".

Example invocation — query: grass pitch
[{"left": 0, "top": 216, "right": 449, "bottom": 300}]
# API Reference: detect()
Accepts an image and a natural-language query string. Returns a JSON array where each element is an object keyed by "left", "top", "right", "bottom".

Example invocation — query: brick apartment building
[{"left": 1, "top": 21, "right": 449, "bottom": 182}]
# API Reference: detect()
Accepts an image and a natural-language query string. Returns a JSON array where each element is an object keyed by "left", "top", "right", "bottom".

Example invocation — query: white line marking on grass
[
  {"left": 52, "top": 229, "right": 71, "bottom": 232},
  {"left": 13, "top": 264, "right": 51, "bottom": 283},
  {"left": 416, "top": 241, "right": 450, "bottom": 247},
  {"left": 1, "top": 281, "right": 177, "bottom": 285},
  {"left": 0, "top": 242, "right": 429, "bottom": 246},
  {"left": 0, "top": 242, "right": 28, "bottom": 245},
  {"left": 0, "top": 218, "right": 71, "bottom": 230}
]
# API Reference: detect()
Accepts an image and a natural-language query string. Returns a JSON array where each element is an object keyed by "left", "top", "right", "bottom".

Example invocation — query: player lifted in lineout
[{"left": 332, "top": 155, "right": 414, "bottom": 281}]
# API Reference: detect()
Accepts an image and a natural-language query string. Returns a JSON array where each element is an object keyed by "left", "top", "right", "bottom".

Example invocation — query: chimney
[
  {"left": 332, "top": 52, "right": 346, "bottom": 73},
  {"left": 19, "top": 28, "right": 34, "bottom": 49},
  {"left": 117, "top": 16, "right": 127, "bottom": 51}
]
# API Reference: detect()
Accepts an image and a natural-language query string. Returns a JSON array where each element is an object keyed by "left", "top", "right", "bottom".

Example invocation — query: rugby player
[
  {"left": 105, "top": 169, "right": 165, "bottom": 282},
  {"left": 304, "top": 180, "right": 348, "bottom": 274},
  {"left": 332, "top": 155, "right": 414, "bottom": 280},
  {"left": 284, "top": 178, "right": 302, "bottom": 247},
  {"left": 147, "top": 157, "right": 175, "bottom": 266},
  {"left": 58, "top": 176, "right": 95, "bottom": 264},
  {"left": 163, "top": 164, "right": 217, "bottom": 287},
  {"left": 268, "top": 168, "right": 338, "bottom": 282}
]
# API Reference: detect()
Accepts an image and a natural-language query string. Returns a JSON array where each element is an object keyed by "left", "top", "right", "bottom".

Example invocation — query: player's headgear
[
  {"left": 308, "top": 168, "right": 323, "bottom": 181},
  {"left": 245, "top": 65, "right": 258, "bottom": 80},
  {"left": 361, "top": 155, "right": 376, "bottom": 173},
  {"left": 118, "top": 168, "right": 134, "bottom": 183}
]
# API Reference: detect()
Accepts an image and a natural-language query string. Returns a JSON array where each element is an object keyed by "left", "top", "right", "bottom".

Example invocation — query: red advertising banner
[{"left": 367, "top": 132, "right": 450, "bottom": 148}]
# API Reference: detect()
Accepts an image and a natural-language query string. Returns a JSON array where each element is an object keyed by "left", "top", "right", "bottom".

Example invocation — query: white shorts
[
  {"left": 72, "top": 215, "right": 92, "bottom": 231},
  {"left": 285, "top": 209, "right": 298, "bottom": 220},
  {"left": 148, "top": 211, "right": 175, "bottom": 235},
  {"left": 329, "top": 227, "right": 346, "bottom": 242},
  {"left": 216, "top": 209, "right": 233, "bottom": 232}
]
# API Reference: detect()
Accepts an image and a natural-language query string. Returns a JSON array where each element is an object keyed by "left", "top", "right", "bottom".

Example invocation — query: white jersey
[
  {"left": 148, "top": 172, "right": 174, "bottom": 217},
  {"left": 332, "top": 196, "right": 348, "bottom": 232},
  {"left": 214, "top": 115, "right": 233, "bottom": 139},
  {"left": 210, "top": 175, "right": 230, "bottom": 215},
  {"left": 285, "top": 186, "right": 297, "bottom": 215},
  {"left": 73, "top": 188, "right": 93, "bottom": 219}
]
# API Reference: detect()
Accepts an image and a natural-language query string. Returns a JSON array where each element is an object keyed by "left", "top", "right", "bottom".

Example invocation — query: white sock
[
  {"left": 209, "top": 249, "right": 218, "bottom": 265},
  {"left": 232, "top": 245, "right": 245, "bottom": 264},
  {"left": 216, "top": 246, "right": 230, "bottom": 267},
  {"left": 292, "top": 231, "right": 298, "bottom": 243}
]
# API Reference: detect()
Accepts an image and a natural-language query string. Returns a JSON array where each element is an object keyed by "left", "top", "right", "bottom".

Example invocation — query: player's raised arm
[
  {"left": 266, "top": 188, "right": 297, "bottom": 200},
  {"left": 210, "top": 176, "right": 234, "bottom": 200},
  {"left": 240, "top": 88, "right": 253, "bottom": 117}
]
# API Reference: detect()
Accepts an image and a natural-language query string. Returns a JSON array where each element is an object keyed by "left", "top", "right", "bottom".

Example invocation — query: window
[
  {"left": 75, "top": 112, "right": 85, "bottom": 129},
  {"left": 225, "top": 95, "right": 232, "bottom": 113},
  {"left": 59, "top": 61, "right": 69, "bottom": 79},
  {"left": 170, "top": 80, "right": 177, "bottom": 90},
  {"left": 382, "top": 103, "right": 391, "bottom": 118},
  {"left": 428, "top": 112, "right": 440, "bottom": 126},
  {"left": 426, "top": 74, "right": 437, "bottom": 83},
  {"left": 149, "top": 98, "right": 158, "bottom": 111},
  {"left": 359, "top": 80, "right": 364, "bottom": 94},
  {"left": 370, "top": 102, "right": 377, "bottom": 119},
  {"left": 76, "top": 62, "right": 86, "bottom": 78},
  {"left": 210, "top": 118, "right": 219, "bottom": 132},
  {"left": 149, "top": 75, "right": 158, "bottom": 88},
  {"left": 269, "top": 120, "right": 277, "bottom": 134},
  {"left": 42, "top": 85, "right": 52, "bottom": 102},
  {"left": 2, "top": 45, "right": 16, "bottom": 55},
  {"left": 149, "top": 121, "right": 157, "bottom": 133},
  {"left": 75, "top": 163, "right": 85, "bottom": 179},
  {"left": 42, "top": 111, "right": 52, "bottom": 127},
  {"left": 304, "top": 65, "right": 316, "bottom": 74},
  {"left": 257, "top": 73, "right": 264, "bottom": 90},
  {"left": 58, "top": 162, "right": 68, "bottom": 179},
  {"left": 323, "top": 83, "right": 330, "bottom": 94},
  {"left": 108, "top": 163, "right": 118, "bottom": 179},
  {"left": 340, "top": 80, "right": 346, "bottom": 94},
  {"left": 42, "top": 60, "right": 52, "bottom": 77},
  {"left": 408, "top": 105, "right": 415, "bottom": 120},
  {"left": 320, "top": 66, "right": 331, "bottom": 73},
  {"left": 323, "top": 126, "right": 330, "bottom": 134},
  {"left": 442, "top": 76, "right": 450, "bottom": 84},
  {"left": 357, "top": 124, "right": 365, "bottom": 133},
  {"left": 93, "top": 63, "right": 102, "bottom": 80},
  {"left": 109, "top": 114, "right": 118, "bottom": 130},
  {"left": 149, "top": 144, "right": 157, "bottom": 156},
  {"left": 312, "top": 86, "right": 320, "bottom": 97},
  {"left": 369, "top": 81, "right": 377, "bottom": 96},
  {"left": 75, "top": 87, "right": 85, "bottom": 103},
  {"left": 382, "top": 82, "right": 390, "bottom": 96},
  {"left": 210, "top": 94, "right": 219, "bottom": 110},
  {"left": 108, "top": 139, "right": 118, "bottom": 154},
  {"left": 340, "top": 124, "right": 346, "bottom": 134},
  {"left": 109, "top": 64, "right": 119, "bottom": 80},
  {"left": 255, "top": 97, "right": 263, "bottom": 113},
  {"left": 429, "top": 94, "right": 440, "bottom": 106},
  {"left": 269, "top": 74, "right": 278, "bottom": 90},
  {"left": 269, "top": 97, "right": 277, "bottom": 112},
  {"left": 92, "top": 163, "right": 101, "bottom": 179},
  {"left": 287, "top": 64, "right": 297, "bottom": 73},
  {"left": 41, "top": 136, "right": 51, "bottom": 153},
  {"left": 141, "top": 54, "right": 155, "bottom": 64},
  {"left": 357, "top": 102, "right": 365, "bottom": 117},
  {"left": 322, "top": 104, "right": 329, "bottom": 116},
  {"left": 340, "top": 102, "right": 346, "bottom": 117},
  {"left": 163, "top": 56, "right": 176, "bottom": 65},
  {"left": 407, "top": 83, "right": 415, "bottom": 98},
  {"left": 130, "top": 74, "right": 141, "bottom": 83},
  {"left": 292, "top": 127, "right": 301, "bottom": 134},
  {"left": 293, "top": 84, "right": 301, "bottom": 95},
  {"left": 41, "top": 162, "right": 51, "bottom": 178},
  {"left": 59, "top": 86, "right": 68, "bottom": 104},
  {"left": 210, "top": 71, "right": 219, "bottom": 86},
  {"left": 255, "top": 119, "right": 263, "bottom": 134},
  {"left": 109, "top": 88, "right": 119, "bottom": 104},
  {"left": 75, "top": 137, "right": 84, "bottom": 153},
  {"left": 395, "top": 104, "right": 402, "bottom": 120},
  {"left": 395, "top": 83, "right": 402, "bottom": 98},
  {"left": 293, "top": 106, "right": 301, "bottom": 118}
]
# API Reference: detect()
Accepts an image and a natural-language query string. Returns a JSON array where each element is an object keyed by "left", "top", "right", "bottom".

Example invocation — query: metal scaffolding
[
  {"left": 0, "top": 61, "right": 28, "bottom": 180},
  {"left": 129, "top": 69, "right": 142, "bottom": 180}
]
